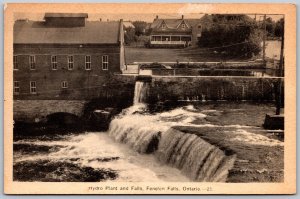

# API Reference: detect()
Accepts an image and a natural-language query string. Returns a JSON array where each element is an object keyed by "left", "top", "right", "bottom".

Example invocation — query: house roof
[
  {"left": 14, "top": 20, "right": 121, "bottom": 44},
  {"left": 123, "top": 21, "right": 135, "bottom": 28},
  {"left": 44, "top": 13, "right": 88, "bottom": 18},
  {"left": 150, "top": 18, "right": 202, "bottom": 29},
  {"left": 150, "top": 14, "right": 254, "bottom": 30}
]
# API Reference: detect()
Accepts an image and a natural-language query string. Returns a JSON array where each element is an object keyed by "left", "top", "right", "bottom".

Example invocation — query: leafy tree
[
  {"left": 265, "top": 17, "right": 276, "bottom": 37},
  {"left": 132, "top": 21, "right": 148, "bottom": 36},
  {"left": 198, "top": 14, "right": 263, "bottom": 58},
  {"left": 274, "top": 18, "right": 284, "bottom": 37},
  {"left": 124, "top": 27, "right": 136, "bottom": 45}
]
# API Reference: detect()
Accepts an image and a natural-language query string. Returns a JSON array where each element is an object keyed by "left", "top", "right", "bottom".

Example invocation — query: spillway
[{"left": 108, "top": 80, "right": 237, "bottom": 182}]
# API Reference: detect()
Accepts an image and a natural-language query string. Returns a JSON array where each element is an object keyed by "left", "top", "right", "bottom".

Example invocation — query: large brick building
[{"left": 13, "top": 13, "right": 125, "bottom": 100}]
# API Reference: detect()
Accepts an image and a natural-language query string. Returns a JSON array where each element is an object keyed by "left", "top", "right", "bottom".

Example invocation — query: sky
[{"left": 14, "top": 12, "right": 284, "bottom": 23}]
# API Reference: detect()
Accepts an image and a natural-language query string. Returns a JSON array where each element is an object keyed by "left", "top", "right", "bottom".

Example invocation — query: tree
[
  {"left": 198, "top": 14, "right": 263, "bottom": 58},
  {"left": 132, "top": 21, "right": 148, "bottom": 36},
  {"left": 124, "top": 27, "right": 136, "bottom": 45},
  {"left": 274, "top": 18, "right": 284, "bottom": 38},
  {"left": 265, "top": 17, "right": 276, "bottom": 37}
]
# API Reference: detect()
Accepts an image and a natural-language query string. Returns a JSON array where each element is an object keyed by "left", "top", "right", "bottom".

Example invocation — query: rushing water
[
  {"left": 14, "top": 81, "right": 283, "bottom": 182},
  {"left": 14, "top": 132, "right": 189, "bottom": 182},
  {"left": 133, "top": 81, "right": 150, "bottom": 104}
]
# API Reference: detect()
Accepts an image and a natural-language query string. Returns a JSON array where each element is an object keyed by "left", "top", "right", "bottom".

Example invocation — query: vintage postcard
[{"left": 4, "top": 3, "right": 296, "bottom": 194}]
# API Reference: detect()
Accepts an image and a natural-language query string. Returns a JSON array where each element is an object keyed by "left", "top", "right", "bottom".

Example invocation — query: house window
[
  {"left": 102, "top": 55, "right": 108, "bottom": 70},
  {"left": 181, "top": 24, "right": 186, "bottom": 29},
  {"left": 161, "top": 23, "right": 166, "bottom": 29},
  {"left": 68, "top": 55, "right": 74, "bottom": 70},
  {"left": 61, "top": 81, "right": 68, "bottom": 88},
  {"left": 14, "top": 81, "right": 20, "bottom": 94},
  {"left": 30, "top": 81, "right": 36, "bottom": 94},
  {"left": 13, "top": 56, "right": 18, "bottom": 70},
  {"left": 29, "top": 55, "right": 36, "bottom": 70},
  {"left": 51, "top": 56, "right": 57, "bottom": 70},
  {"left": 85, "top": 55, "right": 91, "bottom": 70}
]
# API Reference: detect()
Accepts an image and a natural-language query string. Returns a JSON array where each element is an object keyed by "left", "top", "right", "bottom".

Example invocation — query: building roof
[
  {"left": 150, "top": 18, "right": 202, "bottom": 30},
  {"left": 44, "top": 13, "right": 88, "bottom": 18},
  {"left": 14, "top": 20, "right": 121, "bottom": 44},
  {"left": 150, "top": 14, "right": 254, "bottom": 30},
  {"left": 123, "top": 21, "right": 135, "bottom": 28}
]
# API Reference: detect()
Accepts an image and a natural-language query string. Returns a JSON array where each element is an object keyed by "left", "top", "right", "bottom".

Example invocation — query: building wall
[
  {"left": 13, "top": 44, "right": 122, "bottom": 100},
  {"left": 13, "top": 75, "right": 136, "bottom": 122}
]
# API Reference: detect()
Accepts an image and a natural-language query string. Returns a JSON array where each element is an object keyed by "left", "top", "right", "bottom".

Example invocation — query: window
[
  {"left": 85, "top": 55, "right": 91, "bottom": 70},
  {"left": 61, "top": 81, "right": 68, "bottom": 88},
  {"left": 68, "top": 55, "right": 74, "bottom": 70},
  {"left": 181, "top": 23, "right": 186, "bottom": 29},
  {"left": 29, "top": 55, "right": 36, "bottom": 70},
  {"left": 102, "top": 55, "right": 108, "bottom": 70},
  {"left": 14, "top": 81, "right": 20, "bottom": 94},
  {"left": 51, "top": 56, "right": 57, "bottom": 70},
  {"left": 161, "top": 23, "right": 166, "bottom": 29},
  {"left": 13, "top": 56, "right": 18, "bottom": 70},
  {"left": 30, "top": 81, "right": 36, "bottom": 94}
]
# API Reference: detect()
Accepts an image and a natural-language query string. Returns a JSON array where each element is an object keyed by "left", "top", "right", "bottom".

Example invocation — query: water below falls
[{"left": 14, "top": 132, "right": 189, "bottom": 182}]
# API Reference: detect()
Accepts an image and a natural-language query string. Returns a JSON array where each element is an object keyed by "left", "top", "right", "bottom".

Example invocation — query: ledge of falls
[
  {"left": 156, "top": 127, "right": 236, "bottom": 182},
  {"left": 108, "top": 105, "right": 237, "bottom": 182}
]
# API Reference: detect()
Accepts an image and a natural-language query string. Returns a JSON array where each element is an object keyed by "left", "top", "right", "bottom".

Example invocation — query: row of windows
[
  {"left": 13, "top": 55, "right": 109, "bottom": 71},
  {"left": 14, "top": 81, "right": 68, "bottom": 95}
]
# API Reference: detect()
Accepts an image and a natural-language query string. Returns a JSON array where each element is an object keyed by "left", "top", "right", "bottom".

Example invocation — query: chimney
[
  {"left": 182, "top": 15, "right": 184, "bottom": 19},
  {"left": 107, "top": 19, "right": 109, "bottom": 22},
  {"left": 100, "top": 18, "right": 102, "bottom": 21},
  {"left": 156, "top": 15, "right": 158, "bottom": 19}
]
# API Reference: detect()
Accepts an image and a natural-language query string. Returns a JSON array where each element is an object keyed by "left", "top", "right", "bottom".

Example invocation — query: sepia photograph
[{"left": 4, "top": 3, "right": 296, "bottom": 194}]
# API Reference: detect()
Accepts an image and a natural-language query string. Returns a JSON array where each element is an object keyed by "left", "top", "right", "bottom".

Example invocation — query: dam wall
[
  {"left": 148, "top": 76, "right": 283, "bottom": 102},
  {"left": 13, "top": 74, "right": 283, "bottom": 123}
]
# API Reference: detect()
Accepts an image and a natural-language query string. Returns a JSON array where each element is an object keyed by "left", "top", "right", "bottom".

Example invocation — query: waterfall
[
  {"left": 133, "top": 81, "right": 149, "bottom": 105},
  {"left": 107, "top": 103, "right": 238, "bottom": 182},
  {"left": 155, "top": 128, "right": 236, "bottom": 182}
]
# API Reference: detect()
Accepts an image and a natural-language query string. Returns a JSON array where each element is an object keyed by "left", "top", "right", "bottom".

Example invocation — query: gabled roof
[
  {"left": 14, "top": 20, "right": 121, "bottom": 44},
  {"left": 150, "top": 18, "right": 202, "bottom": 30}
]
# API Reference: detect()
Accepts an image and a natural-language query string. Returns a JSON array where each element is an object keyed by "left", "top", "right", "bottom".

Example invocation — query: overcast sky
[{"left": 14, "top": 13, "right": 284, "bottom": 23}]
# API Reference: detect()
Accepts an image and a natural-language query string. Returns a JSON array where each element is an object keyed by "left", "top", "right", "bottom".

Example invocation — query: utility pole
[
  {"left": 275, "top": 17, "right": 284, "bottom": 115},
  {"left": 262, "top": 14, "right": 267, "bottom": 63}
]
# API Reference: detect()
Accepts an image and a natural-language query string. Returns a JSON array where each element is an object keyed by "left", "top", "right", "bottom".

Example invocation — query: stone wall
[
  {"left": 13, "top": 100, "right": 87, "bottom": 122},
  {"left": 148, "top": 76, "right": 283, "bottom": 102}
]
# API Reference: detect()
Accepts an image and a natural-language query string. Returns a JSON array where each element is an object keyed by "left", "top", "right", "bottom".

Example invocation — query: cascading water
[
  {"left": 108, "top": 105, "right": 237, "bottom": 182},
  {"left": 156, "top": 128, "right": 236, "bottom": 182},
  {"left": 133, "top": 81, "right": 149, "bottom": 104},
  {"left": 107, "top": 81, "right": 283, "bottom": 182}
]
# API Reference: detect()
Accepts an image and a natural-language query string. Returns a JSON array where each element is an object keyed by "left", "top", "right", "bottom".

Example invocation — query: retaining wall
[{"left": 148, "top": 76, "right": 284, "bottom": 102}]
